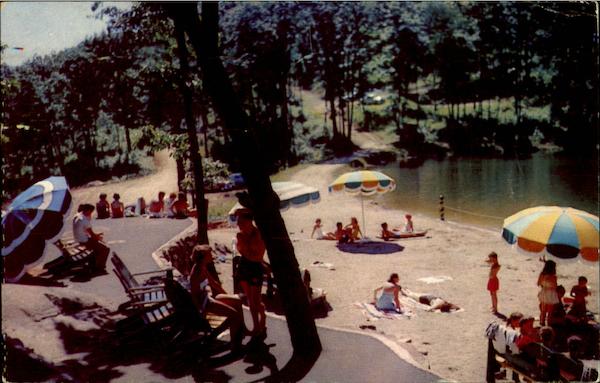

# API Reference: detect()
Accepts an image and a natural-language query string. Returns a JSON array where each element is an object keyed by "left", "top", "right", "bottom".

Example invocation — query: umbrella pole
[{"left": 361, "top": 193, "right": 366, "bottom": 238}]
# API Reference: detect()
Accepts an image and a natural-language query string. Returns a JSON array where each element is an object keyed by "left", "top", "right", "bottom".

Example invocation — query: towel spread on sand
[
  {"left": 417, "top": 275, "right": 453, "bottom": 284},
  {"left": 356, "top": 302, "right": 412, "bottom": 320},
  {"left": 355, "top": 296, "right": 431, "bottom": 320}
]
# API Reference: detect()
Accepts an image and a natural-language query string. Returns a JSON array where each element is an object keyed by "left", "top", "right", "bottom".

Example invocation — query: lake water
[{"left": 378, "top": 154, "right": 598, "bottom": 229}]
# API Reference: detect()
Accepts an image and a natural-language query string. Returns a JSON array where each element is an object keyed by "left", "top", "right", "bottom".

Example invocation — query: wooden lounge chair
[
  {"left": 115, "top": 278, "right": 228, "bottom": 349},
  {"left": 43, "top": 238, "right": 95, "bottom": 275},
  {"left": 111, "top": 253, "right": 170, "bottom": 311}
]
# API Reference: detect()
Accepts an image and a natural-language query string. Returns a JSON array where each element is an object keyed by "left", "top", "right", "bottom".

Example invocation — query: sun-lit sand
[
  {"left": 3, "top": 158, "right": 597, "bottom": 382},
  {"left": 208, "top": 163, "right": 599, "bottom": 382}
]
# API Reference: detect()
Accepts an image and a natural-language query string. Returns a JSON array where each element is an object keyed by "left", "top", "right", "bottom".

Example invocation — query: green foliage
[{"left": 2, "top": 1, "right": 596, "bottom": 200}]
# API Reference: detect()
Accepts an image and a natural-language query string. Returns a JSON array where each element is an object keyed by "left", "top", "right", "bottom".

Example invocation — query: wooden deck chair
[
  {"left": 111, "top": 253, "right": 170, "bottom": 311},
  {"left": 115, "top": 301, "right": 179, "bottom": 345},
  {"left": 43, "top": 238, "right": 96, "bottom": 275},
  {"left": 163, "top": 278, "right": 229, "bottom": 343}
]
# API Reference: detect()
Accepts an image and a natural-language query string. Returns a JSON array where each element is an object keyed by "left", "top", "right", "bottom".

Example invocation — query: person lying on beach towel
[
  {"left": 402, "top": 288, "right": 461, "bottom": 313},
  {"left": 380, "top": 222, "right": 401, "bottom": 241}
]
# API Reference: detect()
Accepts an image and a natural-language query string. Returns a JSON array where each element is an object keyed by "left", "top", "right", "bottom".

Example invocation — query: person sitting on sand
[
  {"left": 345, "top": 217, "right": 362, "bottom": 242},
  {"left": 401, "top": 288, "right": 461, "bottom": 313},
  {"left": 380, "top": 222, "right": 401, "bottom": 241},
  {"left": 111, "top": 193, "right": 124, "bottom": 218},
  {"left": 96, "top": 193, "right": 110, "bottom": 219},
  {"left": 311, "top": 218, "right": 336, "bottom": 240},
  {"left": 373, "top": 273, "right": 402, "bottom": 312},
  {"left": 148, "top": 191, "right": 166, "bottom": 218},
  {"left": 189, "top": 244, "right": 245, "bottom": 351},
  {"left": 334, "top": 222, "right": 350, "bottom": 243}
]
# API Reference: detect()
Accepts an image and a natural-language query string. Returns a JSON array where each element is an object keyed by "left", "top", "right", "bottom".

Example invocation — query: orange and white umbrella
[{"left": 502, "top": 206, "right": 598, "bottom": 264}]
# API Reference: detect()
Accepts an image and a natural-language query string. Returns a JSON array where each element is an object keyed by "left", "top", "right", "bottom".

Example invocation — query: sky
[{"left": 1, "top": 1, "right": 131, "bottom": 66}]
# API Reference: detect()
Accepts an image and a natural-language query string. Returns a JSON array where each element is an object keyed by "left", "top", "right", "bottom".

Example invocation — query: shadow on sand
[{"left": 337, "top": 241, "right": 404, "bottom": 255}]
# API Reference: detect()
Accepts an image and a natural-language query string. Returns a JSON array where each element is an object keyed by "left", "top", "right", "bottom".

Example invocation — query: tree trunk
[
  {"left": 201, "top": 109, "right": 210, "bottom": 156},
  {"left": 176, "top": 157, "right": 186, "bottom": 191},
  {"left": 173, "top": 17, "right": 209, "bottom": 246},
  {"left": 169, "top": 2, "right": 321, "bottom": 358}
]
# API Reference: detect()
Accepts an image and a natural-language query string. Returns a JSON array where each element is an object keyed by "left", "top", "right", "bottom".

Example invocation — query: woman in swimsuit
[
  {"left": 236, "top": 209, "right": 267, "bottom": 339},
  {"left": 345, "top": 217, "right": 363, "bottom": 242},
  {"left": 486, "top": 252, "right": 501, "bottom": 313},
  {"left": 537, "top": 260, "right": 559, "bottom": 326},
  {"left": 374, "top": 273, "right": 402, "bottom": 312},
  {"left": 189, "top": 244, "right": 245, "bottom": 350}
]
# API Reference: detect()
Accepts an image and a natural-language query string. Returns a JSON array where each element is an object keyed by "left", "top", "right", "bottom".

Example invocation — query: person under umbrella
[{"left": 73, "top": 204, "right": 109, "bottom": 272}]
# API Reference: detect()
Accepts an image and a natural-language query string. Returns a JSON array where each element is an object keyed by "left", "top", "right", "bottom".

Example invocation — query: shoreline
[{"left": 207, "top": 162, "right": 598, "bottom": 382}]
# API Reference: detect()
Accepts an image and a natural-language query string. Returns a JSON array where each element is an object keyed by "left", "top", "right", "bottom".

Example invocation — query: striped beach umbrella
[
  {"left": 228, "top": 181, "right": 320, "bottom": 224},
  {"left": 329, "top": 170, "right": 396, "bottom": 237},
  {"left": 2, "top": 176, "right": 72, "bottom": 282},
  {"left": 502, "top": 206, "right": 599, "bottom": 264}
]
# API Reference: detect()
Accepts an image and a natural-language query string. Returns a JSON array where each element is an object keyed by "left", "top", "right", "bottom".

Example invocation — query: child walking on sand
[{"left": 486, "top": 252, "right": 501, "bottom": 313}]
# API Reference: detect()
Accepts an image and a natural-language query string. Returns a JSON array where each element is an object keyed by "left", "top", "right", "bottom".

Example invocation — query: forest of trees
[{"left": 2, "top": 2, "right": 597, "bottom": 199}]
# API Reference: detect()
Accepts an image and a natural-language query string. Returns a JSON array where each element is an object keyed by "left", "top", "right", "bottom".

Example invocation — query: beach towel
[
  {"left": 355, "top": 300, "right": 415, "bottom": 320},
  {"left": 417, "top": 275, "right": 453, "bottom": 284}
]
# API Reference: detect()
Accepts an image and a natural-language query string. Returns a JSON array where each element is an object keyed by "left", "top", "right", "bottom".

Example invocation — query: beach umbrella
[
  {"left": 2, "top": 176, "right": 72, "bottom": 282},
  {"left": 328, "top": 170, "right": 396, "bottom": 237},
  {"left": 228, "top": 181, "right": 320, "bottom": 224},
  {"left": 502, "top": 206, "right": 599, "bottom": 264}
]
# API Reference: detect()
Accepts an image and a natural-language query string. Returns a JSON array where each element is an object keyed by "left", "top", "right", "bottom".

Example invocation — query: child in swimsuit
[{"left": 486, "top": 252, "right": 501, "bottom": 313}]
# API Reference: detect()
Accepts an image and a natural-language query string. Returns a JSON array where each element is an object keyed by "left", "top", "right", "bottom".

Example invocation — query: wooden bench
[
  {"left": 486, "top": 322, "right": 599, "bottom": 382},
  {"left": 43, "top": 238, "right": 95, "bottom": 274}
]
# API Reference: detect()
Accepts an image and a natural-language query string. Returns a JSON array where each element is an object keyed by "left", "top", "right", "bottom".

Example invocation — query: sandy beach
[
  {"left": 3, "top": 160, "right": 598, "bottom": 382},
  {"left": 207, "top": 163, "right": 599, "bottom": 382}
]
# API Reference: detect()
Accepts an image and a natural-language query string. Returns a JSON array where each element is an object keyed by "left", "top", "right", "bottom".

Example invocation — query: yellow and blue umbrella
[
  {"left": 329, "top": 170, "right": 396, "bottom": 237},
  {"left": 502, "top": 206, "right": 599, "bottom": 264}
]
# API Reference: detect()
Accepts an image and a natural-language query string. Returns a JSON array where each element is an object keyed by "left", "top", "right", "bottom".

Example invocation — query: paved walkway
[{"left": 48, "top": 217, "right": 442, "bottom": 382}]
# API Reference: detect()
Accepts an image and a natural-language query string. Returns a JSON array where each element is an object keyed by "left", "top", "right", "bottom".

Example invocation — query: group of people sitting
[
  {"left": 373, "top": 273, "right": 460, "bottom": 313},
  {"left": 95, "top": 191, "right": 194, "bottom": 219},
  {"left": 310, "top": 214, "right": 415, "bottom": 243},
  {"left": 492, "top": 310, "right": 598, "bottom": 380}
]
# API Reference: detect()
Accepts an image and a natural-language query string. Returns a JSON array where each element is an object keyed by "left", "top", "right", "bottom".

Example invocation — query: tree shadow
[
  {"left": 14, "top": 273, "right": 67, "bottom": 287},
  {"left": 247, "top": 349, "right": 321, "bottom": 383},
  {"left": 262, "top": 293, "right": 332, "bottom": 319},
  {"left": 336, "top": 241, "right": 404, "bottom": 254},
  {"left": 19, "top": 295, "right": 242, "bottom": 382}
]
